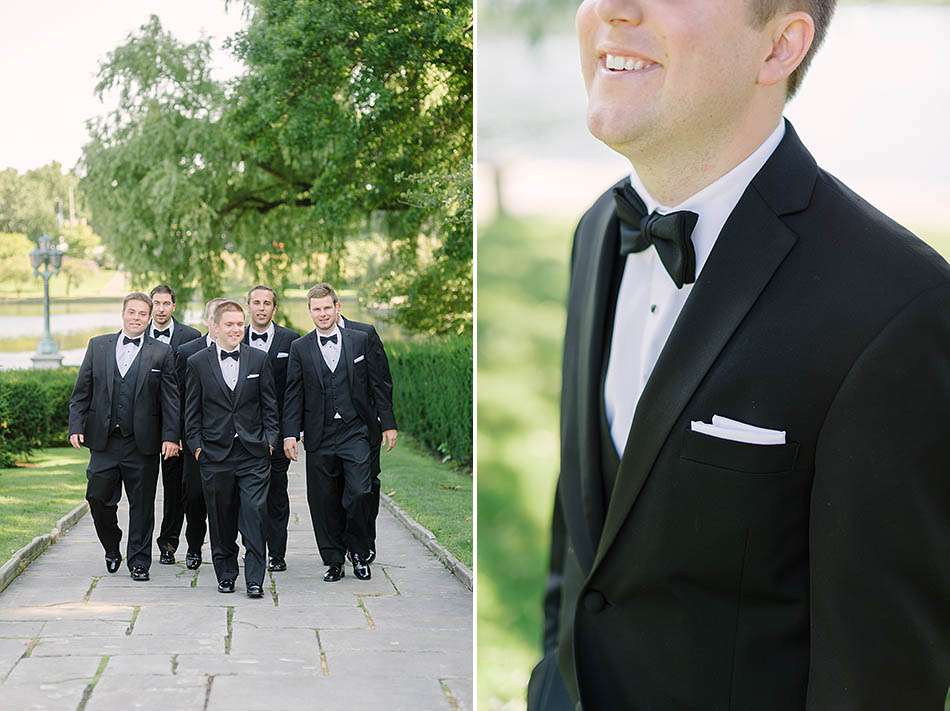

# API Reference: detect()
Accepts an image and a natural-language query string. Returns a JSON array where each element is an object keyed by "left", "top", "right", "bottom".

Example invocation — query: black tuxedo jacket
[
  {"left": 340, "top": 316, "right": 397, "bottom": 446},
  {"left": 282, "top": 328, "right": 392, "bottom": 451},
  {"left": 242, "top": 323, "right": 300, "bottom": 418},
  {"left": 166, "top": 317, "right": 201, "bottom": 352},
  {"left": 175, "top": 334, "right": 212, "bottom": 445},
  {"left": 184, "top": 344, "right": 278, "bottom": 463},
  {"left": 68, "top": 333, "right": 179, "bottom": 454},
  {"left": 530, "top": 122, "right": 950, "bottom": 711}
]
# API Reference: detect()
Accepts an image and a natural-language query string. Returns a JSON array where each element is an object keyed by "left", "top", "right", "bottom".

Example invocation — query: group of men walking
[{"left": 68, "top": 283, "right": 396, "bottom": 597}]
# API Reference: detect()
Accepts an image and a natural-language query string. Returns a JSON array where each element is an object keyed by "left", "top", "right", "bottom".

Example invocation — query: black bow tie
[
  {"left": 251, "top": 331, "right": 268, "bottom": 342},
  {"left": 320, "top": 334, "right": 338, "bottom": 346},
  {"left": 220, "top": 349, "right": 239, "bottom": 361},
  {"left": 613, "top": 183, "right": 699, "bottom": 289},
  {"left": 122, "top": 336, "right": 141, "bottom": 347},
  {"left": 152, "top": 328, "right": 170, "bottom": 339}
]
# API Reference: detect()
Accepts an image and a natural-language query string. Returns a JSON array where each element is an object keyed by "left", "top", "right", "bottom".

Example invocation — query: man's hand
[
  {"left": 283, "top": 437, "right": 298, "bottom": 461},
  {"left": 194, "top": 448, "right": 202, "bottom": 461},
  {"left": 68, "top": 433, "right": 84, "bottom": 449},
  {"left": 382, "top": 429, "right": 397, "bottom": 452},
  {"left": 162, "top": 441, "right": 180, "bottom": 459}
]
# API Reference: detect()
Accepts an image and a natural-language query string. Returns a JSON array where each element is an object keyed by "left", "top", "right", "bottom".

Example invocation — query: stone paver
[{"left": 0, "top": 453, "right": 472, "bottom": 709}]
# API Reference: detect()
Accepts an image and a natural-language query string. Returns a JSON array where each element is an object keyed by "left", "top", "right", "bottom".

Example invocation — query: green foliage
[
  {"left": 0, "top": 233, "right": 36, "bottom": 296},
  {"left": 389, "top": 336, "right": 472, "bottom": 467},
  {"left": 0, "top": 368, "right": 78, "bottom": 466},
  {"left": 81, "top": 3, "right": 472, "bottom": 332},
  {"left": 0, "top": 163, "right": 86, "bottom": 240}
]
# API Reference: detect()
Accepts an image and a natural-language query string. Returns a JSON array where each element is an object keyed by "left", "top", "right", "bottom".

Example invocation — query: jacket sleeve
[
  {"left": 282, "top": 343, "right": 304, "bottom": 440},
  {"left": 808, "top": 282, "right": 950, "bottom": 709},
  {"left": 68, "top": 339, "right": 95, "bottom": 436},
  {"left": 260, "top": 356, "right": 279, "bottom": 449},
  {"left": 184, "top": 359, "right": 203, "bottom": 455},
  {"left": 367, "top": 327, "right": 396, "bottom": 430},
  {"left": 159, "top": 347, "right": 180, "bottom": 442}
]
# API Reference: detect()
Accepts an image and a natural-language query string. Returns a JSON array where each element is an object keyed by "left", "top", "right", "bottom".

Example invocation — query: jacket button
[{"left": 582, "top": 590, "right": 606, "bottom": 613}]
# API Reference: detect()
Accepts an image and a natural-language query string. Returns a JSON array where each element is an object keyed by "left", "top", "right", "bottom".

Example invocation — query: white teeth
[{"left": 605, "top": 54, "right": 653, "bottom": 72}]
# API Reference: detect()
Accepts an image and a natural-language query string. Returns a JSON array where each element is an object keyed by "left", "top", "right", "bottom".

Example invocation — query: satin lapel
[
  {"left": 307, "top": 331, "right": 327, "bottom": 389},
  {"left": 133, "top": 338, "right": 151, "bottom": 398},
  {"left": 342, "top": 330, "right": 355, "bottom": 389},
  {"left": 232, "top": 344, "right": 251, "bottom": 407},
  {"left": 104, "top": 333, "right": 118, "bottom": 401},
  {"left": 561, "top": 196, "right": 618, "bottom": 574},
  {"left": 592, "top": 189, "right": 799, "bottom": 574},
  {"left": 207, "top": 345, "right": 234, "bottom": 406}
]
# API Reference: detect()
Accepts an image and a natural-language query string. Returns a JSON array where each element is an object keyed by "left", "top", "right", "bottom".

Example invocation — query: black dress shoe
[
  {"left": 323, "top": 563, "right": 345, "bottom": 582},
  {"left": 267, "top": 557, "right": 287, "bottom": 572},
  {"left": 247, "top": 584, "right": 264, "bottom": 598},
  {"left": 217, "top": 579, "right": 235, "bottom": 593},
  {"left": 105, "top": 553, "right": 122, "bottom": 574},
  {"left": 159, "top": 549, "right": 175, "bottom": 565},
  {"left": 366, "top": 548, "right": 376, "bottom": 565},
  {"left": 185, "top": 552, "right": 202, "bottom": 570},
  {"left": 351, "top": 553, "right": 371, "bottom": 581},
  {"left": 130, "top": 566, "right": 149, "bottom": 582}
]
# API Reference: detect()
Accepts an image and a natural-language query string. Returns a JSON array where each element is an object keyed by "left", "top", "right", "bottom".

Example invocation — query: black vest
[
  {"left": 317, "top": 344, "right": 358, "bottom": 425},
  {"left": 110, "top": 351, "right": 141, "bottom": 436}
]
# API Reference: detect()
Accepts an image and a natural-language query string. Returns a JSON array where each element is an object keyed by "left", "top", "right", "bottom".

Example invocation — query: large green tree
[{"left": 81, "top": 1, "right": 472, "bottom": 333}]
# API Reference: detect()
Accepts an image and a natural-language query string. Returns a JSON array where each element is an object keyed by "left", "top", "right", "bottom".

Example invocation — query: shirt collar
[
  {"left": 628, "top": 119, "right": 786, "bottom": 216},
  {"left": 119, "top": 330, "right": 143, "bottom": 344},
  {"left": 216, "top": 343, "right": 240, "bottom": 359},
  {"left": 318, "top": 326, "right": 341, "bottom": 344},
  {"left": 249, "top": 321, "right": 275, "bottom": 339},
  {"left": 338, "top": 315, "right": 347, "bottom": 329},
  {"left": 205, "top": 333, "right": 215, "bottom": 347},
  {"left": 149, "top": 319, "right": 174, "bottom": 337}
]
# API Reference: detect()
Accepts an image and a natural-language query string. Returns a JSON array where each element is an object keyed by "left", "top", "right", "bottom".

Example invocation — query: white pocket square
[
  {"left": 150, "top": 368, "right": 161, "bottom": 373},
  {"left": 246, "top": 373, "right": 260, "bottom": 379},
  {"left": 691, "top": 415, "right": 785, "bottom": 445},
  {"left": 354, "top": 355, "right": 365, "bottom": 363},
  {"left": 276, "top": 352, "right": 289, "bottom": 358}
]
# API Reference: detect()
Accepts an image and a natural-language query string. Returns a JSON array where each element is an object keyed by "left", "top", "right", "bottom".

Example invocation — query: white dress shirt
[
  {"left": 148, "top": 319, "right": 175, "bottom": 345},
  {"left": 205, "top": 333, "right": 215, "bottom": 348},
  {"left": 115, "top": 331, "right": 143, "bottom": 377},
  {"left": 216, "top": 344, "right": 240, "bottom": 391},
  {"left": 317, "top": 327, "right": 342, "bottom": 373},
  {"left": 605, "top": 120, "right": 786, "bottom": 456},
  {"left": 248, "top": 322, "right": 275, "bottom": 353}
]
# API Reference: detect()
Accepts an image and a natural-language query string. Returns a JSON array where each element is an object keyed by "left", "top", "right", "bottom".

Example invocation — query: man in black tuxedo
[
  {"left": 243, "top": 285, "right": 300, "bottom": 572},
  {"left": 175, "top": 297, "right": 227, "bottom": 570},
  {"left": 529, "top": 2, "right": 950, "bottom": 710},
  {"left": 147, "top": 284, "right": 201, "bottom": 565},
  {"left": 68, "top": 292, "right": 180, "bottom": 581},
  {"left": 283, "top": 283, "right": 390, "bottom": 583},
  {"left": 336, "top": 308, "right": 397, "bottom": 563},
  {"left": 185, "top": 300, "right": 278, "bottom": 598}
]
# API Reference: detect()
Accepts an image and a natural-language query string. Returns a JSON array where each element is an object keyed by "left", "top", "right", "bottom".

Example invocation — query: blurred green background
[{"left": 476, "top": 3, "right": 950, "bottom": 709}]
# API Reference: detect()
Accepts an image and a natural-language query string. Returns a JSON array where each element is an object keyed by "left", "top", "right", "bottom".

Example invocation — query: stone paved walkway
[{"left": 0, "top": 453, "right": 472, "bottom": 710}]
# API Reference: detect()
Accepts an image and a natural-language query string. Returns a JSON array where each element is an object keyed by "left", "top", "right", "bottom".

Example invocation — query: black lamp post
[{"left": 29, "top": 234, "right": 65, "bottom": 369}]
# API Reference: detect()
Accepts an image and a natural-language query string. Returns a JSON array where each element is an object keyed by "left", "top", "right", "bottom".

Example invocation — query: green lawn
[
  {"left": 0, "top": 447, "right": 89, "bottom": 561},
  {"left": 477, "top": 215, "right": 573, "bottom": 710},
  {"left": 379, "top": 435, "right": 473, "bottom": 567}
]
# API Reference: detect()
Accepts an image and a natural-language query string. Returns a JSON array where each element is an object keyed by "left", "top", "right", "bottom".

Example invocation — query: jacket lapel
[
  {"left": 232, "top": 343, "right": 251, "bottom": 406},
  {"left": 561, "top": 188, "right": 620, "bottom": 574},
  {"left": 104, "top": 333, "right": 119, "bottom": 401},
  {"left": 591, "top": 121, "right": 818, "bottom": 575},
  {"left": 133, "top": 337, "right": 152, "bottom": 398},
  {"left": 341, "top": 329, "right": 355, "bottom": 389},
  {"left": 207, "top": 344, "right": 234, "bottom": 405},
  {"left": 307, "top": 331, "right": 327, "bottom": 389}
]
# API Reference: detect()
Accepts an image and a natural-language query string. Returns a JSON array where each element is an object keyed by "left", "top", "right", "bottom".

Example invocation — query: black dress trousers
[
  {"left": 181, "top": 444, "right": 208, "bottom": 555},
  {"left": 305, "top": 418, "right": 373, "bottom": 565},
  {"left": 264, "top": 448, "right": 292, "bottom": 560},
  {"left": 199, "top": 439, "right": 270, "bottom": 587},
  {"left": 85, "top": 430, "right": 160, "bottom": 570},
  {"left": 155, "top": 453, "right": 185, "bottom": 554}
]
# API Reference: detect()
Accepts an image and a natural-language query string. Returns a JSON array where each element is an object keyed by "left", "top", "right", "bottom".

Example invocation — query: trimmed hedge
[
  {"left": 388, "top": 336, "right": 472, "bottom": 468},
  {"left": 0, "top": 367, "right": 78, "bottom": 466}
]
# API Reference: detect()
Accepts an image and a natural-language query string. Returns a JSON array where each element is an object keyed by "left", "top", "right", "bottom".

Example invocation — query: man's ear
[{"left": 758, "top": 12, "right": 815, "bottom": 88}]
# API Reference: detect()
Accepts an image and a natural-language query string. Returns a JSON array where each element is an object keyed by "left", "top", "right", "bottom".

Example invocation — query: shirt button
[
  {"left": 582, "top": 590, "right": 606, "bottom": 613},
  {"left": 650, "top": 304, "right": 657, "bottom": 313}
]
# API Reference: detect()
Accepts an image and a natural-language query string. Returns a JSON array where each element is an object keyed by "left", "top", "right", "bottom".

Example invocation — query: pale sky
[{"left": 0, "top": 1, "right": 247, "bottom": 174}]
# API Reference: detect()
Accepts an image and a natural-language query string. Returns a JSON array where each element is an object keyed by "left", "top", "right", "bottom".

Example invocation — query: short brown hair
[
  {"left": 750, "top": 0, "right": 837, "bottom": 99},
  {"left": 203, "top": 297, "right": 227, "bottom": 322},
  {"left": 247, "top": 284, "right": 278, "bottom": 307},
  {"left": 213, "top": 300, "right": 245, "bottom": 324},
  {"left": 307, "top": 283, "right": 339, "bottom": 305},
  {"left": 149, "top": 284, "right": 176, "bottom": 302},
  {"left": 122, "top": 292, "right": 152, "bottom": 313}
]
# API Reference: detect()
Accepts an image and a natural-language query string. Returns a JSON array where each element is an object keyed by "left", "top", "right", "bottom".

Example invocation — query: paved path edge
[
  {"left": 380, "top": 493, "right": 473, "bottom": 591},
  {"left": 0, "top": 499, "right": 88, "bottom": 594}
]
